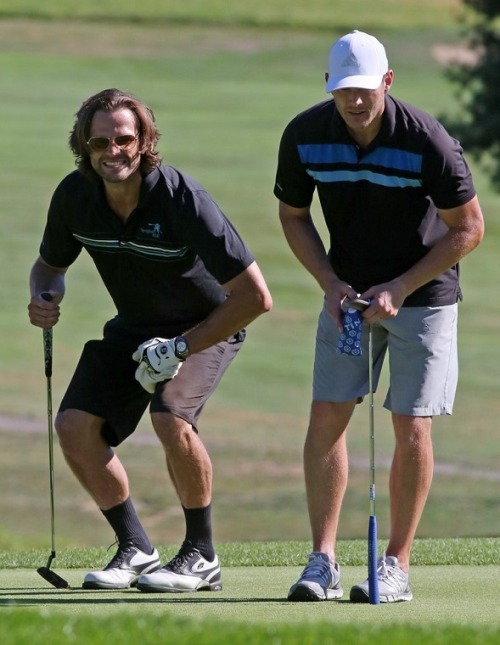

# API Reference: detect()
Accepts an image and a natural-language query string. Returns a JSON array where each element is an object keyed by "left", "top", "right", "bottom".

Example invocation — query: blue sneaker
[{"left": 288, "top": 552, "right": 343, "bottom": 601}]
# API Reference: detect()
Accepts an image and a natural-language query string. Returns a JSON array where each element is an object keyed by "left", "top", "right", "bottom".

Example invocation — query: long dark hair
[{"left": 69, "top": 88, "right": 161, "bottom": 181}]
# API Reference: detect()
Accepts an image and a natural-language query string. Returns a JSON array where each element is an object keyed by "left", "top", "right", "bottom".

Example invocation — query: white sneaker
[
  {"left": 288, "top": 552, "right": 343, "bottom": 601},
  {"left": 350, "top": 554, "right": 413, "bottom": 603},
  {"left": 137, "top": 548, "right": 222, "bottom": 593},
  {"left": 83, "top": 545, "right": 161, "bottom": 589}
]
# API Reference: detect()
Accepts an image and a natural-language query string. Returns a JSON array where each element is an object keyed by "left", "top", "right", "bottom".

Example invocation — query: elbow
[
  {"left": 476, "top": 220, "right": 485, "bottom": 246},
  {"left": 471, "top": 202, "right": 485, "bottom": 248},
  {"left": 264, "top": 294, "right": 273, "bottom": 314},
  {"left": 258, "top": 288, "right": 273, "bottom": 316},
  {"left": 468, "top": 220, "right": 485, "bottom": 253}
]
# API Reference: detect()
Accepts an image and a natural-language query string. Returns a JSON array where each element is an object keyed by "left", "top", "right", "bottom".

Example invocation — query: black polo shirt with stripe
[
  {"left": 40, "top": 165, "right": 254, "bottom": 335},
  {"left": 274, "top": 95, "right": 476, "bottom": 306}
]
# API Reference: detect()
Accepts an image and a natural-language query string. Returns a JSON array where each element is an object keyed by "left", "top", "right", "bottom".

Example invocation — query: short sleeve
[
  {"left": 39, "top": 176, "right": 84, "bottom": 268},
  {"left": 422, "top": 123, "right": 476, "bottom": 210},
  {"left": 273, "top": 120, "right": 316, "bottom": 208}
]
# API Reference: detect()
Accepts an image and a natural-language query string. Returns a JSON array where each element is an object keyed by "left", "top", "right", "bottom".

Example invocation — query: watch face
[
  {"left": 176, "top": 340, "right": 187, "bottom": 353},
  {"left": 175, "top": 337, "right": 189, "bottom": 359}
]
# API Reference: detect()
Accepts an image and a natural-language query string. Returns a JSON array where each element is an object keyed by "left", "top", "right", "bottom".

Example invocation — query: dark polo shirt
[
  {"left": 274, "top": 95, "right": 476, "bottom": 306},
  {"left": 41, "top": 165, "right": 254, "bottom": 335}
]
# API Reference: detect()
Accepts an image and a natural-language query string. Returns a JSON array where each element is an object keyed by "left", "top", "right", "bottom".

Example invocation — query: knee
[
  {"left": 54, "top": 409, "right": 104, "bottom": 457},
  {"left": 54, "top": 410, "right": 77, "bottom": 450},
  {"left": 151, "top": 413, "right": 193, "bottom": 449},
  {"left": 393, "top": 415, "right": 432, "bottom": 450}
]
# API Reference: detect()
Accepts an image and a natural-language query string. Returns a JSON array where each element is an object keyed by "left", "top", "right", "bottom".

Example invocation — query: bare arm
[
  {"left": 279, "top": 201, "right": 357, "bottom": 329},
  {"left": 181, "top": 260, "right": 272, "bottom": 354},
  {"left": 28, "top": 256, "right": 68, "bottom": 329},
  {"left": 362, "top": 195, "right": 485, "bottom": 322}
]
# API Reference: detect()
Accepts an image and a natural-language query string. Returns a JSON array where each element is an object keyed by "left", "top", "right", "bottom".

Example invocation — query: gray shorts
[{"left": 313, "top": 300, "right": 458, "bottom": 416}]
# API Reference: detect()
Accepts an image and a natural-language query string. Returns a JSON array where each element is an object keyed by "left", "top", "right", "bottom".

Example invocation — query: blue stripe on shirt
[
  {"left": 297, "top": 143, "right": 423, "bottom": 175},
  {"left": 306, "top": 168, "right": 422, "bottom": 188}
]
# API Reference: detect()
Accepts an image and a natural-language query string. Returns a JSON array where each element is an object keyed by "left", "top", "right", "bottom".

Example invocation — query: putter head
[
  {"left": 37, "top": 566, "right": 70, "bottom": 589},
  {"left": 341, "top": 297, "right": 371, "bottom": 313}
]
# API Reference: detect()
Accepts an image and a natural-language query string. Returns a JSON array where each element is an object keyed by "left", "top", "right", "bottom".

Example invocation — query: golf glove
[{"left": 132, "top": 337, "right": 183, "bottom": 393}]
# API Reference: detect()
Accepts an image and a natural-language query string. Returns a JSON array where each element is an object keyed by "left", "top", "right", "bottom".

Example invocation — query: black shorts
[{"left": 59, "top": 328, "right": 245, "bottom": 447}]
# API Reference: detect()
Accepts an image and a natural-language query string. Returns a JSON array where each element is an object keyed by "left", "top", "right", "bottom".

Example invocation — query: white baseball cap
[{"left": 326, "top": 30, "right": 388, "bottom": 92}]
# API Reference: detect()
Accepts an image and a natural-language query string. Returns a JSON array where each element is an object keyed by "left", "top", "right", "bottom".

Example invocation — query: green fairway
[
  {"left": 1, "top": 563, "right": 499, "bottom": 644},
  {"left": 1, "top": 538, "right": 498, "bottom": 643},
  {"left": 1, "top": 564, "right": 499, "bottom": 625},
  {"left": 0, "top": 0, "right": 462, "bottom": 31}
]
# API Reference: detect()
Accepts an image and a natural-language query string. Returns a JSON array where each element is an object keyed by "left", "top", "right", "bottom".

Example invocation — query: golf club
[
  {"left": 342, "top": 297, "right": 379, "bottom": 604},
  {"left": 37, "top": 292, "right": 70, "bottom": 589}
]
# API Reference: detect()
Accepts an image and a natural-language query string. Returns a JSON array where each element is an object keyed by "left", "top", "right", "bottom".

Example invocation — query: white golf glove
[{"left": 132, "top": 337, "right": 182, "bottom": 393}]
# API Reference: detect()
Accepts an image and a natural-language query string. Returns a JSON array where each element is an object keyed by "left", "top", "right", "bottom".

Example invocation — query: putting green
[{"left": 0, "top": 566, "right": 498, "bottom": 626}]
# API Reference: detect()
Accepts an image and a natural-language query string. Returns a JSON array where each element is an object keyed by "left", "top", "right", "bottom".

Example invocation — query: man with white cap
[{"left": 274, "top": 31, "right": 484, "bottom": 602}]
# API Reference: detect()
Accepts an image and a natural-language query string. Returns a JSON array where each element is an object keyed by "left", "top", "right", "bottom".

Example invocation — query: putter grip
[
  {"left": 41, "top": 292, "right": 53, "bottom": 378},
  {"left": 368, "top": 515, "right": 380, "bottom": 604}
]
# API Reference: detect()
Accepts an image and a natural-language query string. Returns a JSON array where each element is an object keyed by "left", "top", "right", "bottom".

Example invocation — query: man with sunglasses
[{"left": 28, "top": 88, "right": 272, "bottom": 592}]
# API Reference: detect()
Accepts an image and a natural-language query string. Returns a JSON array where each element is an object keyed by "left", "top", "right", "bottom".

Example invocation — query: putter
[
  {"left": 367, "top": 322, "right": 380, "bottom": 604},
  {"left": 37, "top": 292, "right": 70, "bottom": 589},
  {"left": 342, "top": 297, "right": 380, "bottom": 604}
]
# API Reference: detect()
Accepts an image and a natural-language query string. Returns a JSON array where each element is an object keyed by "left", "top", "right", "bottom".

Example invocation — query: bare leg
[
  {"left": 55, "top": 408, "right": 130, "bottom": 510},
  {"left": 305, "top": 400, "right": 356, "bottom": 562},
  {"left": 386, "top": 413, "right": 434, "bottom": 571},
  {"left": 151, "top": 412, "right": 212, "bottom": 508}
]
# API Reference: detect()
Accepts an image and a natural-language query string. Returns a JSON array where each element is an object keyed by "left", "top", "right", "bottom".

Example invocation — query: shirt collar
[{"left": 89, "top": 166, "right": 161, "bottom": 207}]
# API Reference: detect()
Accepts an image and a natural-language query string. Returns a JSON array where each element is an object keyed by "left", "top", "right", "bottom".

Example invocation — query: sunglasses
[{"left": 86, "top": 134, "right": 137, "bottom": 152}]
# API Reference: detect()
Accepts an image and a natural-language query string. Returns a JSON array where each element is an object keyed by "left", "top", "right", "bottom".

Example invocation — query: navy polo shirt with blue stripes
[
  {"left": 274, "top": 96, "right": 476, "bottom": 306},
  {"left": 40, "top": 165, "right": 254, "bottom": 334}
]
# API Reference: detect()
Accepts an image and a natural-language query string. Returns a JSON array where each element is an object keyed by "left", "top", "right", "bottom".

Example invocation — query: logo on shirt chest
[{"left": 140, "top": 223, "right": 162, "bottom": 239}]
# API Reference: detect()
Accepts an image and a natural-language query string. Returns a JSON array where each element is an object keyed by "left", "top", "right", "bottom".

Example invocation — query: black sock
[
  {"left": 181, "top": 504, "right": 215, "bottom": 561},
  {"left": 101, "top": 497, "right": 153, "bottom": 554}
]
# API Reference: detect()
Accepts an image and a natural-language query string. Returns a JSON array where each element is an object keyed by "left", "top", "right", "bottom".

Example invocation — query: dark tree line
[{"left": 446, "top": 0, "right": 500, "bottom": 190}]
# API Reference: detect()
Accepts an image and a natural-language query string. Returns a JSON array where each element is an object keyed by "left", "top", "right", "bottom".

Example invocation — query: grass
[
  {"left": 0, "top": 0, "right": 463, "bottom": 31},
  {"left": 1, "top": 421, "right": 498, "bottom": 550},
  {"left": 0, "top": 540, "right": 499, "bottom": 643},
  {"left": 0, "top": 8, "right": 499, "bottom": 550},
  {"left": 1, "top": 537, "right": 499, "bottom": 569},
  {"left": 1, "top": 614, "right": 497, "bottom": 645}
]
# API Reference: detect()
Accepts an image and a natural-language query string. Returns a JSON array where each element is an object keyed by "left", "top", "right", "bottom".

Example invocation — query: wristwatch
[{"left": 174, "top": 336, "right": 190, "bottom": 361}]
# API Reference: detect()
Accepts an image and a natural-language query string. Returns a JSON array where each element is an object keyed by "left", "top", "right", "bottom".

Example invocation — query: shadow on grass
[{"left": 0, "top": 589, "right": 288, "bottom": 606}]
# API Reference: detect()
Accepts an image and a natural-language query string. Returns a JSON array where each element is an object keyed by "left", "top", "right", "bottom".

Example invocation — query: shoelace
[
  {"left": 166, "top": 549, "right": 197, "bottom": 570},
  {"left": 304, "top": 557, "right": 332, "bottom": 583},
  {"left": 105, "top": 540, "right": 135, "bottom": 568},
  {"left": 376, "top": 559, "right": 405, "bottom": 590}
]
